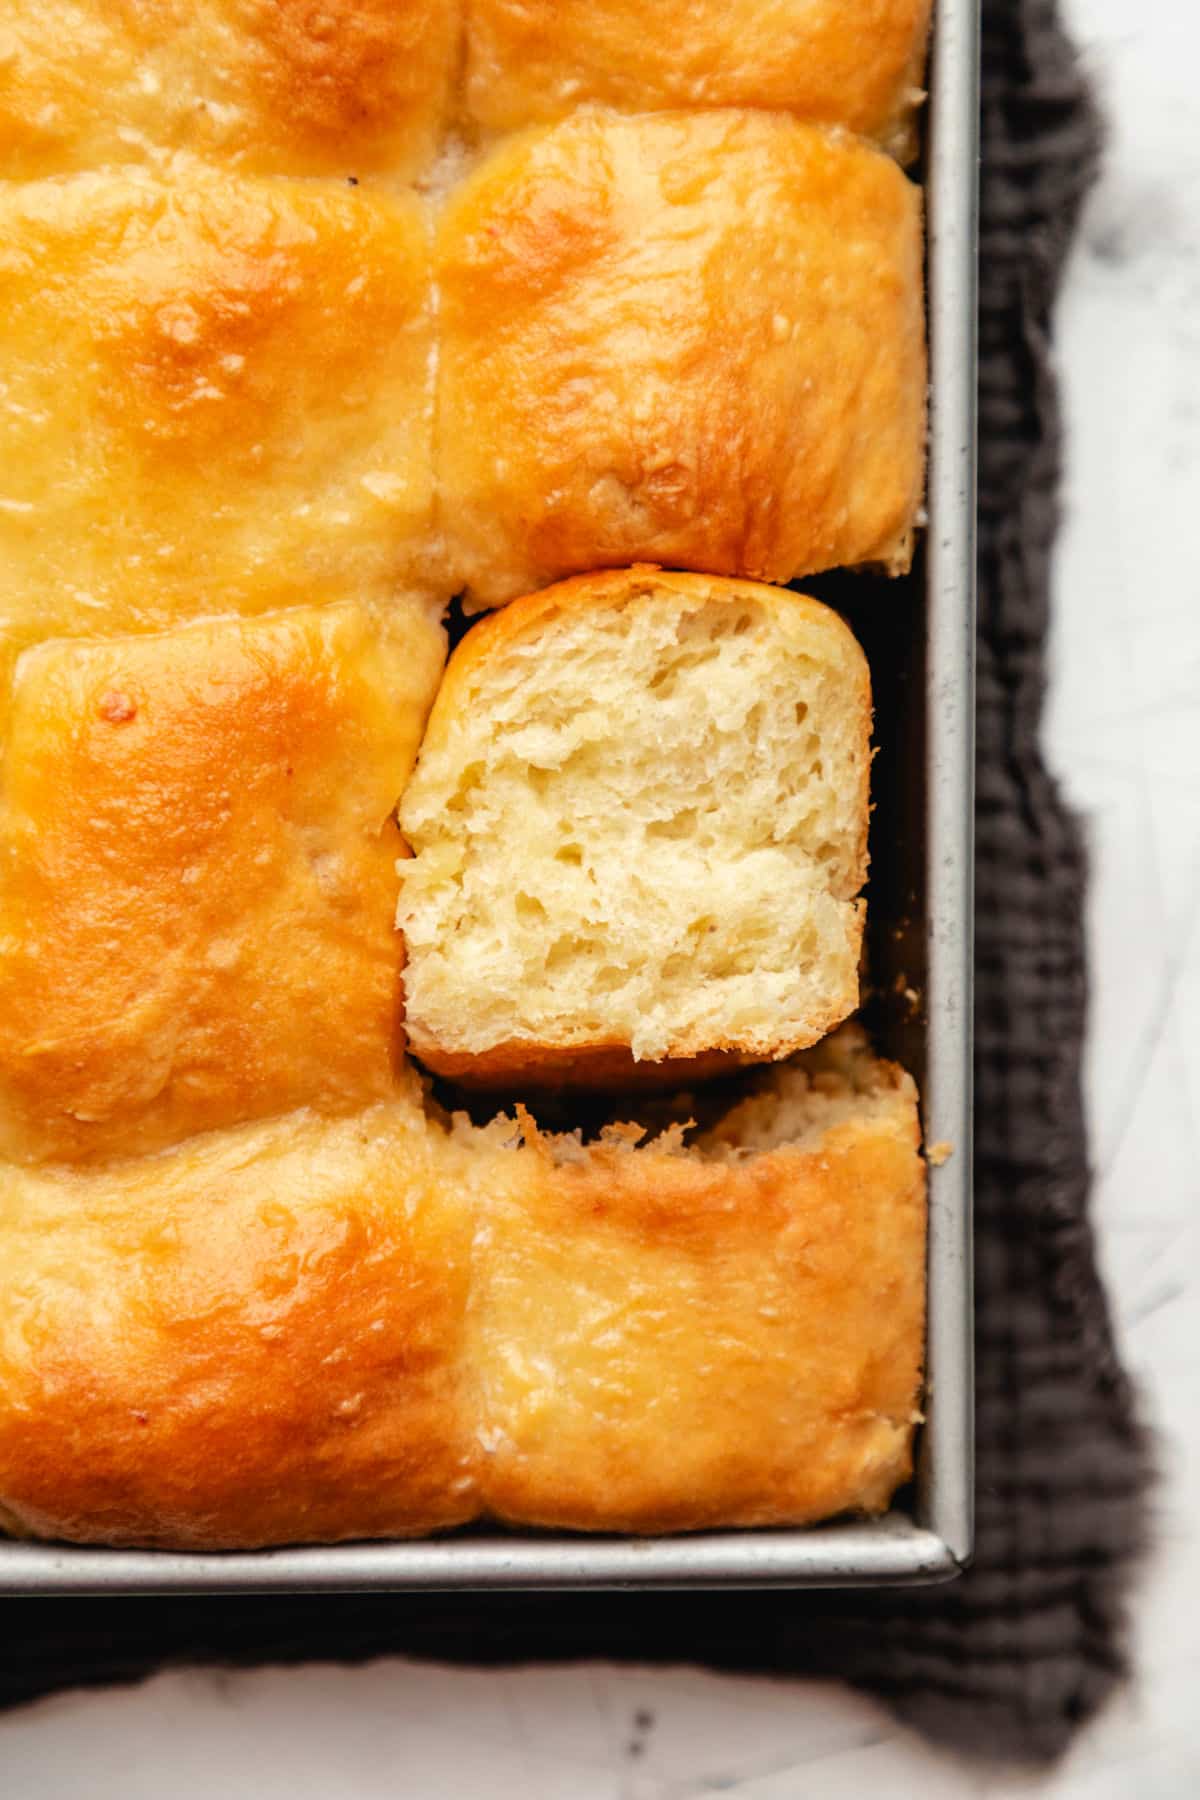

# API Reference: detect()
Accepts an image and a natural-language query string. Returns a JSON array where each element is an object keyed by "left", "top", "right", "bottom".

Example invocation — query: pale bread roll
[{"left": 398, "top": 569, "right": 871, "bottom": 1087}]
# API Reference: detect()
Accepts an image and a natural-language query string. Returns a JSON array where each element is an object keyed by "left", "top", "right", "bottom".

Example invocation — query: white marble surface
[{"left": 4, "top": 3, "right": 1199, "bottom": 1794}]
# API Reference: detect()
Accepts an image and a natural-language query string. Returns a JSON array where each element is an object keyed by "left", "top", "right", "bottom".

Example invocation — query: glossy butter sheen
[
  {"left": 465, "top": 0, "right": 931, "bottom": 160},
  {"left": 0, "top": 1097, "right": 480, "bottom": 1549},
  {"left": 437, "top": 111, "right": 926, "bottom": 607},
  {"left": 0, "top": 1, "right": 930, "bottom": 183},
  {"left": 0, "top": 1060, "right": 924, "bottom": 1548},
  {"left": 0, "top": 0, "right": 460, "bottom": 182},
  {"left": 0, "top": 603, "right": 445, "bottom": 1165},
  {"left": 0, "top": 169, "right": 439, "bottom": 660}
]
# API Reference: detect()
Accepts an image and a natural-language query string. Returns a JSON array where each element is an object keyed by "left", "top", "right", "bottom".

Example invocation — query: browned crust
[
  {"left": 0, "top": 171, "right": 440, "bottom": 653},
  {"left": 0, "top": 1061, "right": 925, "bottom": 1547},
  {"left": 0, "top": 10, "right": 932, "bottom": 1552},
  {"left": 435, "top": 111, "right": 926, "bottom": 606},
  {"left": 0, "top": 0, "right": 460, "bottom": 182},
  {"left": 0, "top": 1102, "right": 481, "bottom": 1550},
  {"left": 463, "top": 0, "right": 932, "bottom": 160},
  {"left": 0, "top": 604, "right": 442, "bottom": 1164},
  {"left": 410, "top": 1036, "right": 755, "bottom": 1093},
  {"left": 406, "top": 979, "right": 865, "bottom": 1093},
  {"left": 472, "top": 1081, "right": 927, "bottom": 1534}
]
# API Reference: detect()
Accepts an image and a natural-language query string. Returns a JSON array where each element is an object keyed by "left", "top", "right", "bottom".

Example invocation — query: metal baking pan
[{"left": 0, "top": 0, "right": 977, "bottom": 1595}]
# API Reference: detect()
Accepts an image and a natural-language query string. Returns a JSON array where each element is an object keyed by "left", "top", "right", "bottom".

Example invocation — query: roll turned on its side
[{"left": 398, "top": 569, "right": 872, "bottom": 1088}]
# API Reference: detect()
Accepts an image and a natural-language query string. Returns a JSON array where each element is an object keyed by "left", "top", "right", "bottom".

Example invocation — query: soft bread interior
[{"left": 398, "top": 572, "right": 871, "bottom": 1073}]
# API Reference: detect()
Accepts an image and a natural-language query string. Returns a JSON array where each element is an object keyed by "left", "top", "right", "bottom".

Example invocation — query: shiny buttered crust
[
  {"left": 465, "top": 0, "right": 932, "bottom": 161},
  {"left": 473, "top": 1060, "right": 926, "bottom": 1533},
  {"left": 436, "top": 112, "right": 926, "bottom": 607},
  {"left": 0, "top": 7, "right": 933, "bottom": 1549},
  {"left": 0, "top": 603, "right": 445, "bottom": 1167},
  {"left": 0, "top": 1097, "right": 480, "bottom": 1549},
  {"left": 398, "top": 570, "right": 871, "bottom": 1081},
  {"left": 0, "top": 1043, "right": 925, "bottom": 1549},
  {"left": 0, "top": 170, "right": 439, "bottom": 661},
  {"left": 0, "top": 1, "right": 460, "bottom": 182},
  {"left": 0, "top": 97, "right": 926, "bottom": 626},
  {"left": 0, "top": 2, "right": 930, "bottom": 183}
]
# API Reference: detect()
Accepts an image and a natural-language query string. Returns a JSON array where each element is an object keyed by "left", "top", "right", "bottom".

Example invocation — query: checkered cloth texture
[{"left": 1, "top": 0, "right": 1154, "bottom": 1765}]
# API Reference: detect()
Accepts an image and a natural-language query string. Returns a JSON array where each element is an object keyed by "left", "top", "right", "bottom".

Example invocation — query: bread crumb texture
[{"left": 400, "top": 571, "right": 871, "bottom": 1069}]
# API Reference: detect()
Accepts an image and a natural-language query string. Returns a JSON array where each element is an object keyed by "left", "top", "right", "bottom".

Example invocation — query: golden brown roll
[
  {"left": 436, "top": 110, "right": 926, "bottom": 609},
  {"left": 0, "top": 602, "right": 445, "bottom": 1166},
  {"left": 464, "top": 0, "right": 932, "bottom": 162},
  {"left": 472, "top": 1035, "right": 926, "bottom": 1534},
  {"left": 398, "top": 570, "right": 871, "bottom": 1086},
  {"left": 0, "top": 1034, "right": 924, "bottom": 1549},
  {"left": 0, "top": 0, "right": 459, "bottom": 183},
  {"left": 0, "top": 169, "right": 440, "bottom": 664},
  {"left": 0, "top": 1093, "right": 481, "bottom": 1550}
]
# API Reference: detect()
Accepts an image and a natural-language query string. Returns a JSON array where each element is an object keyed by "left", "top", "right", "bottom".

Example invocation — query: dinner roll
[
  {"left": 0, "top": 1089, "right": 481, "bottom": 1550},
  {"left": 398, "top": 570, "right": 871, "bottom": 1085},
  {"left": 0, "top": 169, "right": 440, "bottom": 670},
  {"left": 436, "top": 110, "right": 926, "bottom": 608},
  {"left": 0, "top": 602, "right": 444, "bottom": 1166},
  {"left": 0, "top": 1032, "right": 924, "bottom": 1548},
  {"left": 471, "top": 1030, "right": 925, "bottom": 1533},
  {"left": 0, "top": 0, "right": 459, "bottom": 182},
  {"left": 464, "top": 0, "right": 931, "bottom": 162}
]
